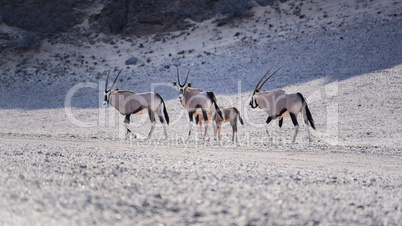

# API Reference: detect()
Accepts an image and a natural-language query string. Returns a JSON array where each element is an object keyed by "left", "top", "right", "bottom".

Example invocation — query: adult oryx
[
  {"left": 172, "top": 66, "right": 223, "bottom": 140},
  {"left": 249, "top": 67, "right": 317, "bottom": 143},
  {"left": 103, "top": 69, "right": 169, "bottom": 139}
]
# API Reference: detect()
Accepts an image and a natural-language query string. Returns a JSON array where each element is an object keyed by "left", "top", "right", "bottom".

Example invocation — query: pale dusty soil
[{"left": 0, "top": 0, "right": 402, "bottom": 225}]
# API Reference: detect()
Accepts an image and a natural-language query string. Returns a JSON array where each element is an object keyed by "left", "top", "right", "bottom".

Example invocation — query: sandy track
[
  {"left": 0, "top": 135, "right": 401, "bottom": 225},
  {"left": 1, "top": 136, "right": 401, "bottom": 175}
]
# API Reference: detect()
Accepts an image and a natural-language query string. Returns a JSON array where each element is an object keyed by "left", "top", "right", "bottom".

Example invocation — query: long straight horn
[
  {"left": 105, "top": 69, "right": 111, "bottom": 91},
  {"left": 183, "top": 68, "right": 191, "bottom": 85},
  {"left": 258, "top": 66, "right": 282, "bottom": 90},
  {"left": 176, "top": 65, "right": 181, "bottom": 85},
  {"left": 110, "top": 68, "right": 123, "bottom": 90},
  {"left": 255, "top": 66, "right": 273, "bottom": 90}
]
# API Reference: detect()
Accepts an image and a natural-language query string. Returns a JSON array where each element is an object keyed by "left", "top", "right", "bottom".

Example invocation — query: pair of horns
[
  {"left": 255, "top": 66, "right": 282, "bottom": 91},
  {"left": 176, "top": 65, "right": 191, "bottom": 86},
  {"left": 105, "top": 68, "right": 123, "bottom": 91}
]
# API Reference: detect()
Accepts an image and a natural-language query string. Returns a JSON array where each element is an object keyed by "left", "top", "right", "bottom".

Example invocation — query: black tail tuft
[
  {"left": 297, "top": 93, "right": 316, "bottom": 130},
  {"left": 162, "top": 99, "right": 169, "bottom": 125},
  {"left": 214, "top": 102, "right": 223, "bottom": 120},
  {"left": 155, "top": 92, "right": 169, "bottom": 125},
  {"left": 207, "top": 91, "right": 223, "bottom": 119},
  {"left": 305, "top": 104, "right": 315, "bottom": 130},
  {"left": 234, "top": 108, "right": 244, "bottom": 125}
]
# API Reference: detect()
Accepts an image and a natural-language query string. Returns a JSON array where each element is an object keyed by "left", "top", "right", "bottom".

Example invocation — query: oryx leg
[
  {"left": 303, "top": 112, "right": 312, "bottom": 144},
  {"left": 124, "top": 115, "right": 136, "bottom": 139},
  {"left": 230, "top": 120, "right": 236, "bottom": 142},
  {"left": 213, "top": 113, "right": 217, "bottom": 138},
  {"left": 232, "top": 121, "right": 238, "bottom": 143},
  {"left": 195, "top": 115, "right": 203, "bottom": 139},
  {"left": 278, "top": 118, "right": 283, "bottom": 142},
  {"left": 202, "top": 108, "right": 209, "bottom": 140},
  {"left": 213, "top": 121, "right": 217, "bottom": 140},
  {"left": 216, "top": 123, "right": 222, "bottom": 141},
  {"left": 232, "top": 125, "right": 235, "bottom": 142},
  {"left": 290, "top": 113, "right": 299, "bottom": 143},
  {"left": 158, "top": 112, "right": 168, "bottom": 139},
  {"left": 265, "top": 116, "right": 273, "bottom": 141},
  {"left": 147, "top": 108, "right": 156, "bottom": 139},
  {"left": 187, "top": 111, "right": 194, "bottom": 140}
]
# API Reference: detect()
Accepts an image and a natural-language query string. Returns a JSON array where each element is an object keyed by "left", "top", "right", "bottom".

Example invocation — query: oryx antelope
[
  {"left": 249, "top": 67, "right": 317, "bottom": 143},
  {"left": 172, "top": 66, "right": 223, "bottom": 140},
  {"left": 103, "top": 69, "right": 169, "bottom": 139},
  {"left": 212, "top": 106, "right": 244, "bottom": 142}
]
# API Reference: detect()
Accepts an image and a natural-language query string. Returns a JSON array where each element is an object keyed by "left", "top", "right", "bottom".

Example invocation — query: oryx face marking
[
  {"left": 103, "top": 68, "right": 122, "bottom": 108},
  {"left": 172, "top": 82, "right": 192, "bottom": 100},
  {"left": 249, "top": 90, "right": 260, "bottom": 109},
  {"left": 172, "top": 65, "right": 192, "bottom": 101},
  {"left": 103, "top": 91, "right": 111, "bottom": 107}
]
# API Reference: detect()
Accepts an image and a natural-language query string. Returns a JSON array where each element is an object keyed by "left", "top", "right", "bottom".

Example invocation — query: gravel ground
[{"left": 0, "top": 137, "right": 401, "bottom": 225}]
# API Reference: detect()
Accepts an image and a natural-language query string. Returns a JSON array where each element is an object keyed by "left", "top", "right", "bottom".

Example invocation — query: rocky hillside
[{"left": 0, "top": 0, "right": 283, "bottom": 52}]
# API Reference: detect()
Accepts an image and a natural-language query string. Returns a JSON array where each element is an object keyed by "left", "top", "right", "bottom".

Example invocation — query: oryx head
[
  {"left": 249, "top": 66, "right": 282, "bottom": 109},
  {"left": 172, "top": 65, "right": 191, "bottom": 100},
  {"left": 102, "top": 68, "right": 123, "bottom": 107}
]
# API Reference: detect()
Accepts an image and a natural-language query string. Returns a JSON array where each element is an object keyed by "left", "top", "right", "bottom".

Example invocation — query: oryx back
[
  {"left": 256, "top": 89, "right": 303, "bottom": 118},
  {"left": 183, "top": 88, "right": 214, "bottom": 113},
  {"left": 110, "top": 91, "right": 163, "bottom": 116}
]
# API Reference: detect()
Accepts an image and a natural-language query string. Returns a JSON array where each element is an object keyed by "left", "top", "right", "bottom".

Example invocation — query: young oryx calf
[
  {"left": 249, "top": 67, "right": 317, "bottom": 143},
  {"left": 194, "top": 113, "right": 212, "bottom": 139},
  {"left": 212, "top": 106, "right": 244, "bottom": 142},
  {"left": 172, "top": 66, "right": 223, "bottom": 140},
  {"left": 103, "top": 69, "right": 169, "bottom": 139}
]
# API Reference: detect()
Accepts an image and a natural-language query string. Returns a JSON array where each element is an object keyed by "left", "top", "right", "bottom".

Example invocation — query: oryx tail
[
  {"left": 207, "top": 91, "right": 223, "bottom": 119},
  {"left": 162, "top": 98, "right": 169, "bottom": 125},
  {"left": 233, "top": 108, "right": 244, "bottom": 125},
  {"left": 297, "top": 93, "right": 316, "bottom": 130}
]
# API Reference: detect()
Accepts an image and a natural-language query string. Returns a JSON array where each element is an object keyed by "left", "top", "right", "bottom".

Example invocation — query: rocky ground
[{"left": 0, "top": 0, "right": 401, "bottom": 225}]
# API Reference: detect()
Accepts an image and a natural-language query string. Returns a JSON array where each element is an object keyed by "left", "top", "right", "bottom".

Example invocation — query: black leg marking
[
  {"left": 188, "top": 111, "right": 194, "bottom": 122},
  {"left": 148, "top": 108, "right": 156, "bottom": 123},
  {"left": 266, "top": 116, "right": 272, "bottom": 124},
  {"left": 159, "top": 115, "right": 164, "bottom": 123},
  {"left": 132, "top": 105, "right": 145, "bottom": 114},
  {"left": 290, "top": 113, "right": 298, "bottom": 126},
  {"left": 277, "top": 108, "right": 287, "bottom": 118},
  {"left": 202, "top": 108, "right": 208, "bottom": 122},
  {"left": 124, "top": 115, "right": 130, "bottom": 123},
  {"left": 279, "top": 118, "right": 283, "bottom": 127},
  {"left": 195, "top": 115, "right": 200, "bottom": 124}
]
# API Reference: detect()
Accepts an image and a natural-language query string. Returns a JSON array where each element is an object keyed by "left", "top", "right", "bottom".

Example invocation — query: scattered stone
[{"left": 125, "top": 57, "right": 138, "bottom": 65}]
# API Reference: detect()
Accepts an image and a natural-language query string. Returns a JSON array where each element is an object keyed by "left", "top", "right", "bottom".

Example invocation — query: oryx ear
[
  {"left": 187, "top": 82, "right": 192, "bottom": 87},
  {"left": 172, "top": 81, "right": 177, "bottom": 87}
]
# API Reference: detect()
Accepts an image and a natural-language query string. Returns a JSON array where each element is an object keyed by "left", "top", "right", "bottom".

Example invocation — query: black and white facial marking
[
  {"left": 249, "top": 89, "right": 259, "bottom": 109},
  {"left": 249, "top": 66, "right": 282, "bottom": 109},
  {"left": 102, "top": 68, "right": 123, "bottom": 107},
  {"left": 172, "top": 82, "right": 192, "bottom": 100},
  {"left": 102, "top": 90, "right": 111, "bottom": 107},
  {"left": 172, "top": 65, "right": 192, "bottom": 100}
]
